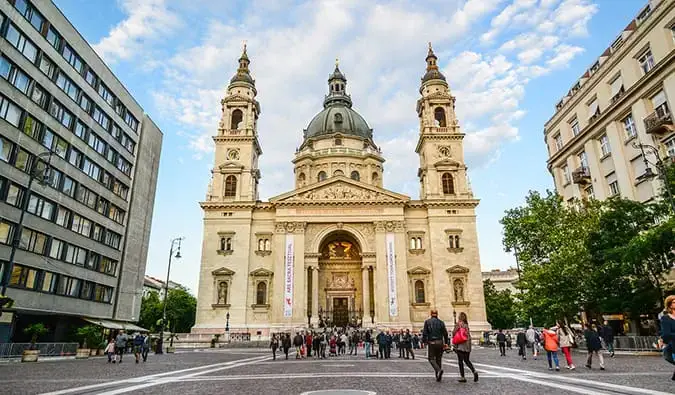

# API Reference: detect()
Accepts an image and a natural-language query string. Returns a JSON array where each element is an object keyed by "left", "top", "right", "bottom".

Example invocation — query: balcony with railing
[
  {"left": 572, "top": 166, "right": 591, "bottom": 184},
  {"left": 644, "top": 105, "right": 673, "bottom": 135}
]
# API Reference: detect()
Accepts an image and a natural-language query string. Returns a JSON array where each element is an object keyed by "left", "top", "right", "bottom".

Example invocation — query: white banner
[
  {"left": 386, "top": 233, "right": 398, "bottom": 317},
  {"left": 284, "top": 235, "right": 294, "bottom": 318}
]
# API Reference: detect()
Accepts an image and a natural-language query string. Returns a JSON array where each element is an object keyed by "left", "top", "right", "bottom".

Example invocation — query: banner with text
[
  {"left": 284, "top": 234, "right": 294, "bottom": 318},
  {"left": 386, "top": 233, "right": 398, "bottom": 317}
]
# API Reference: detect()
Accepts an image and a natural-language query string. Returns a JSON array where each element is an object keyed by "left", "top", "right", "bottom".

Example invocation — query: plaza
[{"left": 0, "top": 347, "right": 673, "bottom": 395}]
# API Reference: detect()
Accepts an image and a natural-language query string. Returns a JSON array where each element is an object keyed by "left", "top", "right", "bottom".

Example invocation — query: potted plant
[
  {"left": 76, "top": 325, "right": 101, "bottom": 359},
  {"left": 22, "top": 323, "right": 48, "bottom": 362},
  {"left": 98, "top": 340, "right": 107, "bottom": 356},
  {"left": 166, "top": 333, "right": 178, "bottom": 353}
]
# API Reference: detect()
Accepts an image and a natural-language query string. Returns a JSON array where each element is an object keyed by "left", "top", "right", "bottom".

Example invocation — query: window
[
  {"left": 14, "top": 0, "right": 44, "bottom": 32},
  {"left": 333, "top": 169, "right": 344, "bottom": 177},
  {"left": 20, "top": 228, "right": 46, "bottom": 254},
  {"left": 79, "top": 94, "right": 92, "bottom": 113},
  {"left": 230, "top": 109, "right": 243, "bottom": 129},
  {"left": 39, "top": 56, "right": 56, "bottom": 79},
  {"left": 49, "top": 238, "right": 65, "bottom": 259},
  {"left": 434, "top": 107, "right": 446, "bottom": 127},
  {"left": 31, "top": 84, "right": 47, "bottom": 108},
  {"left": 22, "top": 115, "right": 40, "bottom": 140},
  {"left": 80, "top": 281, "right": 94, "bottom": 300},
  {"left": 116, "top": 157, "right": 131, "bottom": 176},
  {"left": 666, "top": 139, "right": 675, "bottom": 158},
  {"left": 124, "top": 112, "right": 138, "bottom": 132},
  {"left": 609, "top": 180, "right": 620, "bottom": 196},
  {"left": 105, "top": 231, "right": 120, "bottom": 249},
  {"left": 62, "top": 176, "right": 75, "bottom": 197},
  {"left": 585, "top": 185, "right": 595, "bottom": 200},
  {"left": 109, "top": 205, "right": 125, "bottom": 224},
  {"left": 554, "top": 133, "right": 563, "bottom": 150},
  {"left": 5, "top": 25, "right": 37, "bottom": 63},
  {"left": 68, "top": 148, "right": 82, "bottom": 168},
  {"left": 599, "top": 134, "right": 611, "bottom": 156},
  {"left": 257, "top": 238, "right": 271, "bottom": 251},
  {"left": 71, "top": 214, "right": 92, "bottom": 237},
  {"left": 1, "top": 136, "right": 14, "bottom": 162},
  {"left": 410, "top": 237, "right": 423, "bottom": 250},
  {"left": 0, "top": 96, "right": 22, "bottom": 127},
  {"left": 56, "top": 72, "right": 79, "bottom": 101},
  {"left": 47, "top": 27, "right": 62, "bottom": 50},
  {"left": 441, "top": 173, "right": 454, "bottom": 194},
  {"left": 570, "top": 118, "right": 580, "bottom": 136},
  {"left": 85, "top": 69, "right": 97, "bottom": 87},
  {"left": 54, "top": 136, "right": 68, "bottom": 159},
  {"left": 41, "top": 272, "right": 56, "bottom": 293},
  {"left": 75, "top": 121, "right": 87, "bottom": 140},
  {"left": 449, "top": 234, "right": 461, "bottom": 249},
  {"left": 256, "top": 282, "right": 267, "bottom": 305},
  {"left": 47, "top": 168, "right": 62, "bottom": 189},
  {"left": 350, "top": 171, "right": 360, "bottom": 181},
  {"left": 562, "top": 165, "right": 571, "bottom": 184},
  {"left": 93, "top": 107, "right": 110, "bottom": 130},
  {"left": 48, "top": 100, "right": 74, "bottom": 129},
  {"left": 99, "top": 257, "right": 117, "bottom": 275},
  {"left": 414, "top": 280, "right": 425, "bottom": 303},
  {"left": 9, "top": 264, "right": 38, "bottom": 290},
  {"left": 651, "top": 90, "right": 669, "bottom": 116},
  {"left": 610, "top": 75, "right": 624, "bottom": 100},
  {"left": 372, "top": 172, "right": 379, "bottom": 186},
  {"left": 587, "top": 98, "right": 599, "bottom": 119},
  {"left": 638, "top": 49, "right": 655, "bottom": 74},
  {"left": 623, "top": 114, "right": 637, "bottom": 139},
  {"left": 85, "top": 252, "right": 99, "bottom": 270},
  {"left": 75, "top": 185, "right": 97, "bottom": 209},
  {"left": 224, "top": 175, "right": 237, "bottom": 197},
  {"left": 62, "top": 45, "right": 83, "bottom": 73},
  {"left": 578, "top": 151, "right": 588, "bottom": 169},
  {"left": 27, "top": 194, "right": 55, "bottom": 220},
  {"left": 65, "top": 244, "right": 87, "bottom": 266},
  {"left": 15, "top": 148, "right": 31, "bottom": 172},
  {"left": 220, "top": 237, "right": 232, "bottom": 251},
  {"left": 9, "top": 67, "right": 30, "bottom": 94},
  {"left": 55, "top": 206, "right": 71, "bottom": 227},
  {"left": 83, "top": 158, "right": 101, "bottom": 180},
  {"left": 297, "top": 172, "right": 306, "bottom": 186},
  {"left": 0, "top": 220, "right": 14, "bottom": 244}
]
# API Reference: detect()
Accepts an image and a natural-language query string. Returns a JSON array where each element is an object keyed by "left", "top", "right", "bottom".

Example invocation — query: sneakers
[
  {"left": 548, "top": 367, "right": 553, "bottom": 371},
  {"left": 585, "top": 364, "right": 592, "bottom": 369},
  {"left": 458, "top": 377, "right": 467, "bottom": 383},
  {"left": 436, "top": 369, "right": 444, "bottom": 382},
  {"left": 474, "top": 371, "right": 479, "bottom": 382},
  {"left": 600, "top": 367, "right": 605, "bottom": 370},
  {"left": 570, "top": 365, "right": 576, "bottom": 370},
  {"left": 555, "top": 366, "right": 560, "bottom": 371}
]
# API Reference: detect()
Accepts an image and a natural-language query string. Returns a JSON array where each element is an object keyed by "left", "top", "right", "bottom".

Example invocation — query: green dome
[{"left": 304, "top": 105, "right": 372, "bottom": 139}]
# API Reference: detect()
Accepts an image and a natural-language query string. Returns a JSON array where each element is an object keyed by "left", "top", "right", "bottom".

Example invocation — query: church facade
[{"left": 192, "top": 44, "right": 490, "bottom": 338}]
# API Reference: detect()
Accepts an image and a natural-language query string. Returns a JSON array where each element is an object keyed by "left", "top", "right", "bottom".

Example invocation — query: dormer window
[
  {"left": 335, "top": 138, "right": 342, "bottom": 146},
  {"left": 334, "top": 113, "right": 343, "bottom": 123}
]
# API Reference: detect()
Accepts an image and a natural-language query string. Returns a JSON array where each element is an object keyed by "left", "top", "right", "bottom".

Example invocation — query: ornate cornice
[
  {"left": 374, "top": 220, "right": 405, "bottom": 233},
  {"left": 275, "top": 221, "right": 307, "bottom": 234}
]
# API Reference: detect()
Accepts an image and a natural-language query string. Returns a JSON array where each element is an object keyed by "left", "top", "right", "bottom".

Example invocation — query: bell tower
[
  {"left": 208, "top": 44, "right": 262, "bottom": 202},
  {"left": 415, "top": 43, "right": 472, "bottom": 201}
]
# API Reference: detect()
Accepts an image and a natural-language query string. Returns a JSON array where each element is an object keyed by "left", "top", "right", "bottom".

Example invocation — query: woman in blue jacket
[{"left": 660, "top": 295, "right": 675, "bottom": 381}]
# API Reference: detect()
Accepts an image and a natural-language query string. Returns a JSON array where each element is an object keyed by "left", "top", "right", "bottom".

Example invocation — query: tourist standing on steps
[
  {"left": 422, "top": 309, "right": 448, "bottom": 382},
  {"left": 270, "top": 334, "right": 279, "bottom": 360},
  {"left": 556, "top": 323, "right": 576, "bottom": 370},
  {"left": 541, "top": 326, "right": 560, "bottom": 371},
  {"left": 452, "top": 312, "right": 479, "bottom": 383},
  {"left": 516, "top": 330, "right": 527, "bottom": 360},
  {"left": 496, "top": 329, "right": 507, "bottom": 356},
  {"left": 659, "top": 295, "right": 675, "bottom": 381},
  {"left": 584, "top": 324, "right": 605, "bottom": 370}
]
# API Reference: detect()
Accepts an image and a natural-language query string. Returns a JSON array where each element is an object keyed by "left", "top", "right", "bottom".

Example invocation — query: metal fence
[
  {"left": 0, "top": 343, "right": 78, "bottom": 358},
  {"left": 574, "top": 336, "right": 660, "bottom": 352}
]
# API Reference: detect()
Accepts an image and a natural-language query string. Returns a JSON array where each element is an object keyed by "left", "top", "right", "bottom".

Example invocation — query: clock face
[
  {"left": 438, "top": 146, "right": 451, "bottom": 157},
  {"left": 227, "top": 149, "right": 240, "bottom": 161}
]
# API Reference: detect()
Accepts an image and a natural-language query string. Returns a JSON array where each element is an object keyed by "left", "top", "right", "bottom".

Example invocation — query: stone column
[
  {"left": 362, "top": 266, "right": 371, "bottom": 325},
  {"left": 312, "top": 266, "right": 319, "bottom": 326}
]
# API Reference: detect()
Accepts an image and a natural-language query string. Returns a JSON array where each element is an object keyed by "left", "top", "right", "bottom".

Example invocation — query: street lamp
[
  {"left": 632, "top": 140, "right": 675, "bottom": 213},
  {"left": 1, "top": 151, "right": 53, "bottom": 296},
  {"left": 157, "top": 236, "right": 183, "bottom": 354},
  {"left": 225, "top": 312, "right": 230, "bottom": 343},
  {"left": 453, "top": 310, "right": 457, "bottom": 324}
]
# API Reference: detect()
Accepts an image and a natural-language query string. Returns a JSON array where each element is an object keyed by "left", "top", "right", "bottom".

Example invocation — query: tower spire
[
  {"left": 229, "top": 41, "right": 254, "bottom": 86},
  {"left": 421, "top": 42, "right": 446, "bottom": 83},
  {"left": 324, "top": 58, "right": 351, "bottom": 108}
]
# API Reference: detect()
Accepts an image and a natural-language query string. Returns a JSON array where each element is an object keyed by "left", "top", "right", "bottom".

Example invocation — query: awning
[{"left": 82, "top": 317, "right": 148, "bottom": 332}]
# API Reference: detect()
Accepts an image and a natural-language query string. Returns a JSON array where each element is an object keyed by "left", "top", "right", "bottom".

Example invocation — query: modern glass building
[{"left": 0, "top": 0, "right": 162, "bottom": 341}]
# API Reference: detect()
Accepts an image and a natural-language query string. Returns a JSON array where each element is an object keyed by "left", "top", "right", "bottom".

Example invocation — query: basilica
[{"left": 191, "top": 44, "right": 490, "bottom": 338}]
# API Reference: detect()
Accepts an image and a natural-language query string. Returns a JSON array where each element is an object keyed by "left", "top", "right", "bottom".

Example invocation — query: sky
[{"left": 53, "top": 0, "right": 646, "bottom": 295}]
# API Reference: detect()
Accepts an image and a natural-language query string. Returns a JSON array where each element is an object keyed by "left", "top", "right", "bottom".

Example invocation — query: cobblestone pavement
[{"left": 0, "top": 347, "right": 673, "bottom": 395}]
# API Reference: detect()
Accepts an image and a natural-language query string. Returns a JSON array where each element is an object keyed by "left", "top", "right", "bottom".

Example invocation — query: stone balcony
[
  {"left": 572, "top": 166, "right": 591, "bottom": 185},
  {"left": 644, "top": 105, "right": 673, "bottom": 135}
]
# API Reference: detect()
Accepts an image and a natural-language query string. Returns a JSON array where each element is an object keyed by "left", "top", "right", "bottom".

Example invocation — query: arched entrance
[{"left": 317, "top": 231, "right": 363, "bottom": 328}]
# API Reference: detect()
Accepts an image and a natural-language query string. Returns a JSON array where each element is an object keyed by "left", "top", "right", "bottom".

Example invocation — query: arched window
[
  {"left": 333, "top": 169, "right": 344, "bottom": 176},
  {"left": 230, "top": 109, "right": 243, "bottom": 130},
  {"left": 298, "top": 173, "right": 306, "bottom": 186},
  {"left": 434, "top": 107, "right": 446, "bottom": 127},
  {"left": 264, "top": 239, "right": 271, "bottom": 251},
  {"left": 256, "top": 282, "right": 267, "bottom": 305},
  {"left": 317, "top": 171, "right": 327, "bottom": 182},
  {"left": 410, "top": 238, "right": 416, "bottom": 249},
  {"left": 258, "top": 239, "right": 264, "bottom": 251},
  {"left": 449, "top": 235, "right": 454, "bottom": 249},
  {"left": 334, "top": 113, "right": 343, "bottom": 123},
  {"left": 224, "top": 175, "right": 237, "bottom": 197},
  {"left": 372, "top": 172, "right": 379, "bottom": 186},
  {"left": 442, "top": 173, "right": 454, "bottom": 195},
  {"left": 226, "top": 238, "right": 232, "bottom": 251},
  {"left": 350, "top": 171, "right": 360, "bottom": 181},
  {"left": 334, "top": 138, "right": 342, "bottom": 145},
  {"left": 454, "top": 235, "right": 460, "bottom": 249},
  {"left": 414, "top": 280, "right": 425, "bottom": 303},
  {"left": 220, "top": 238, "right": 227, "bottom": 251},
  {"left": 416, "top": 237, "right": 422, "bottom": 249}
]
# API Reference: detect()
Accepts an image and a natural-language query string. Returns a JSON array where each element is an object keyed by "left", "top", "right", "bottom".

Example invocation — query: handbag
[{"left": 452, "top": 327, "right": 468, "bottom": 345}]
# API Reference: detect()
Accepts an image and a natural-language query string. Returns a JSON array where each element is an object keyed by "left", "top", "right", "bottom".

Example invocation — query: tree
[
  {"left": 138, "top": 287, "right": 197, "bottom": 333},
  {"left": 483, "top": 280, "right": 517, "bottom": 329}
]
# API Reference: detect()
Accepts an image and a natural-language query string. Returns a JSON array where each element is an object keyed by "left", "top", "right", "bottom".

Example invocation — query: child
[{"left": 105, "top": 339, "right": 115, "bottom": 363}]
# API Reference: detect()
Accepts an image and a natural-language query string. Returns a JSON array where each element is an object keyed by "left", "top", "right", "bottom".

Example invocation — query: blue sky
[{"left": 53, "top": 0, "right": 645, "bottom": 295}]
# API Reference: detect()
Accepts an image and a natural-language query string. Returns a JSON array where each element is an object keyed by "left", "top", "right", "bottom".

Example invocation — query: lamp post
[
  {"left": 1, "top": 151, "right": 53, "bottom": 296},
  {"left": 632, "top": 140, "right": 675, "bottom": 213},
  {"left": 225, "top": 312, "right": 230, "bottom": 343},
  {"left": 157, "top": 237, "right": 183, "bottom": 354},
  {"left": 453, "top": 310, "right": 457, "bottom": 325}
]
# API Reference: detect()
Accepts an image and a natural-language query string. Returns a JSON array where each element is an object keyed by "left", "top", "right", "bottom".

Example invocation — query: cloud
[{"left": 93, "top": 0, "right": 182, "bottom": 62}]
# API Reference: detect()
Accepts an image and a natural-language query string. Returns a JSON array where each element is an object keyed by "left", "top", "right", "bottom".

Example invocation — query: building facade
[
  {"left": 142, "top": 275, "right": 183, "bottom": 299},
  {"left": 192, "top": 44, "right": 489, "bottom": 338},
  {"left": 482, "top": 269, "right": 519, "bottom": 294},
  {"left": 544, "top": 0, "right": 674, "bottom": 204},
  {"left": 0, "top": 0, "right": 162, "bottom": 341}
]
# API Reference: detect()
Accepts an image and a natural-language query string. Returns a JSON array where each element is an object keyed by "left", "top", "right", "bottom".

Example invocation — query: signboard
[
  {"left": 284, "top": 235, "right": 294, "bottom": 317},
  {"left": 386, "top": 233, "right": 398, "bottom": 317}
]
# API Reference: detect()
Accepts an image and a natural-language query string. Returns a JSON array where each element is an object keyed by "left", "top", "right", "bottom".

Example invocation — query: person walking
[
  {"left": 320, "top": 332, "right": 328, "bottom": 359},
  {"left": 350, "top": 331, "right": 360, "bottom": 356},
  {"left": 600, "top": 321, "right": 615, "bottom": 358},
  {"left": 133, "top": 333, "right": 144, "bottom": 364},
  {"left": 365, "top": 330, "right": 372, "bottom": 358},
  {"left": 584, "top": 324, "right": 605, "bottom": 370},
  {"left": 105, "top": 338, "right": 115, "bottom": 363},
  {"left": 659, "top": 295, "right": 675, "bottom": 381},
  {"left": 557, "top": 323, "right": 576, "bottom": 370},
  {"left": 141, "top": 334, "right": 150, "bottom": 362},
  {"left": 293, "top": 332, "right": 304, "bottom": 359},
  {"left": 516, "top": 330, "right": 527, "bottom": 360},
  {"left": 403, "top": 329, "right": 414, "bottom": 360},
  {"left": 422, "top": 309, "right": 449, "bottom": 382},
  {"left": 114, "top": 330, "right": 128, "bottom": 364},
  {"left": 270, "top": 334, "right": 279, "bottom": 360},
  {"left": 496, "top": 329, "right": 507, "bottom": 356},
  {"left": 506, "top": 331, "right": 512, "bottom": 350},
  {"left": 340, "top": 332, "right": 349, "bottom": 355},
  {"left": 526, "top": 325, "right": 539, "bottom": 360},
  {"left": 306, "top": 332, "right": 313, "bottom": 358},
  {"left": 541, "top": 326, "right": 560, "bottom": 371},
  {"left": 452, "top": 312, "right": 478, "bottom": 383},
  {"left": 282, "top": 333, "right": 291, "bottom": 360},
  {"left": 377, "top": 330, "right": 386, "bottom": 359}
]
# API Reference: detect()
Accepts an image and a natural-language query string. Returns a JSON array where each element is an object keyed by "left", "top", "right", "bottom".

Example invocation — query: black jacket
[
  {"left": 584, "top": 329, "right": 602, "bottom": 351},
  {"left": 422, "top": 316, "right": 448, "bottom": 344},
  {"left": 293, "top": 334, "right": 303, "bottom": 347},
  {"left": 282, "top": 336, "right": 291, "bottom": 349},
  {"left": 497, "top": 333, "right": 506, "bottom": 343},
  {"left": 600, "top": 325, "right": 614, "bottom": 342},
  {"left": 516, "top": 332, "right": 527, "bottom": 346}
]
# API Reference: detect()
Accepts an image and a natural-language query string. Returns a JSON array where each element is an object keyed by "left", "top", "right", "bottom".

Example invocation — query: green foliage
[
  {"left": 24, "top": 323, "right": 48, "bottom": 348},
  {"left": 138, "top": 288, "right": 196, "bottom": 333},
  {"left": 76, "top": 325, "right": 102, "bottom": 349},
  {"left": 483, "top": 280, "right": 517, "bottom": 329}
]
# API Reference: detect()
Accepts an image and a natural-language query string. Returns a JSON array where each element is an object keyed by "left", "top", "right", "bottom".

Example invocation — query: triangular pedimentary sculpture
[
  {"left": 270, "top": 175, "right": 409, "bottom": 204},
  {"left": 249, "top": 268, "right": 274, "bottom": 277},
  {"left": 407, "top": 266, "right": 432, "bottom": 275},
  {"left": 211, "top": 267, "right": 235, "bottom": 276}
]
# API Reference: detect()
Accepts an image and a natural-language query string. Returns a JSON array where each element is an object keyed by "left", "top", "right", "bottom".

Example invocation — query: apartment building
[
  {"left": 544, "top": 0, "right": 675, "bottom": 205},
  {"left": 0, "top": 0, "right": 162, "bottom": 341}
]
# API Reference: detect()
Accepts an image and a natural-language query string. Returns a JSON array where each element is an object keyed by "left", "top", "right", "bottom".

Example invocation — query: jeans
[
  {"left": 499, "top": 342, "right": 506, "bottom": 356},
  {"left": 561, "top": 346, "right": 573, "bottom": 366},
  {"left": 141, "top": 347, "right": 149, "bottom": 362},
  {"left": 365, "top": 342, "right": 371, "bottom": 357},
  {"left": 378, "top": 344, "right": 385, "bottom": 359},
  {"left": 587, "top": 350, "right": 604, "bottom": 368},
  {"left": 605, "top": 340, "right": 614, "bottom": 354},
  {"left": 546, "top": 351, "right": 559, "bottom": 368},
  {"left": 427, "top": 340, "right": 444, "bottom": 374},
  {"left": 518, "top": 344, "right": 526, "bottom": 358},
  {"left": 456, "top": 350, "right": 475, "bottom": 378},
  {"left": 406, "top": 346, "right": 415, "bottom": 359}
]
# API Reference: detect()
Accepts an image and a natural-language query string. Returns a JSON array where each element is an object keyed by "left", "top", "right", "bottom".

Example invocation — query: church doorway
[{"left": 317, "top": 231, "right": 363, "bottom": 328}]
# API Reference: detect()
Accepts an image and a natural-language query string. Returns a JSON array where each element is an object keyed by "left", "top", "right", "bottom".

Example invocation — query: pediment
[
  {"left": 407, "top": 266, "right": 431, "bottom": 275},
  {"left": 218, "top": 162, "right": 244, "bottom": 170},
  {"left": 270, "top": 176, "right": 410, "bottom": 204},
  {"left": 446, "top": 265, "right": 469, "bottom": 274},
  {"left": 212, "top": 267, "right": 235, "bottom": 276},
  {"left": 249, "top": 268, "right": 274, "bottom": 277},
  {"left": 433, "top": 158, "right": 462, "bottom": 168}
]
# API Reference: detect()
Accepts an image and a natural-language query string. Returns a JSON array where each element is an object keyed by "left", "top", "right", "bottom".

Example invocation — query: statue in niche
[
  {"left": 454, "top": 279, "right": 464, "bottom": 302},
  {"left": 218, "top": 281, "right": 228, "bottom": 304}
]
